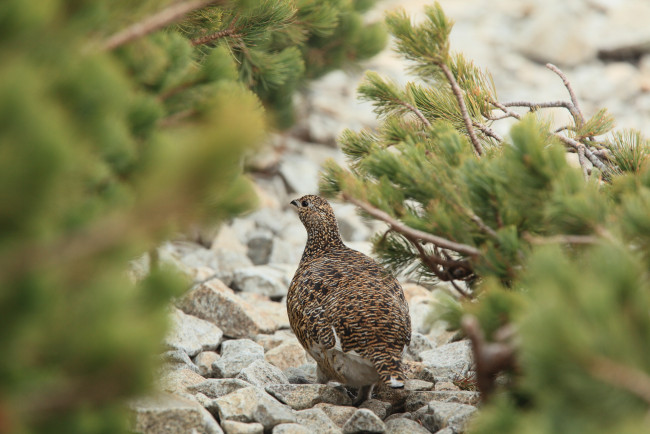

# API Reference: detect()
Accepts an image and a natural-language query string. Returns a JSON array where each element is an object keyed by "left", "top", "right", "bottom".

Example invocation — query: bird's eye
[{"left": 301, "top": 200, "right": 309, "bottom": 207}]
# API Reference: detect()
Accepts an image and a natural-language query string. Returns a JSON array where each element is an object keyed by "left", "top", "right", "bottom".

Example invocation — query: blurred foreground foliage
[
  {"left": 321, "top": 2, "right": 650, "bottom": 432},
  {"left": 0, "top": 0, "right": 384, "bottom": 432}
]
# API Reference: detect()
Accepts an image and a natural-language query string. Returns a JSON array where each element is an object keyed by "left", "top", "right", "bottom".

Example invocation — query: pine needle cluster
[{"left": 321, "top": 3, "right": 650, "bottom": 432}]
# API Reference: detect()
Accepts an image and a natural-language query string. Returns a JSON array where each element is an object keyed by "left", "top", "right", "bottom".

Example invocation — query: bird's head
[{"left": 290, "top": 194, "right": 339, "bottom": 234}]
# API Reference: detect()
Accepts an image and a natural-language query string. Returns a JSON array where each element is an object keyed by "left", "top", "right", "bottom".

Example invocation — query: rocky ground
[{"left": 131, "top": 1, "right": 650, "bottom": 432}]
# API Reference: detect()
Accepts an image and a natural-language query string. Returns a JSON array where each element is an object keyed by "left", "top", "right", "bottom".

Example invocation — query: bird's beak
[{"left": 290, "top": 199, "right": 299, "bottom": 208}]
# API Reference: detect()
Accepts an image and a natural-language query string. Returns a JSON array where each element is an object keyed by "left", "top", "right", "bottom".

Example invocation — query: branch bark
[
  {"left": 588, "top": 356, "right": 650, "bottom": 405},
  {"left": 342, "top": 193, "right": 481, "bottom": 257},
  {"left": 439, "top": 63, "right": 484, "bottom": 156},
  {"left": 546, "top": 63, "right": 586, "bottom": 126},
  {"left": 102, "top": 0, "right": 220, "bottom": 51}
]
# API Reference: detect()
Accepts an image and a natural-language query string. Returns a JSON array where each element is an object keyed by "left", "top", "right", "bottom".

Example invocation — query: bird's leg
[{"left": 352, "top": 384, "right": 374, "bottom": 406}]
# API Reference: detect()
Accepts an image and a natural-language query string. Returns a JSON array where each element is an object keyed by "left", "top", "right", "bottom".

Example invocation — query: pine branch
[
  {"left": 578, "top": 144, "right": 590, "bottom": 181},
  {"left": 473, "top": 121, "right": 503, "bottom": 143},
  {"left": 501, "top": 100, "right": 582, "bottom": 125},
  {"left": 462, "top": 315, "right": 517, "bottom": 400},
  {"left": 102, "top": 0, "right": 222, "bottom": 51},
  {"left": 191, "top": 15, "right": 240, "bottom": 46},
  {"left": 440, "top": 63, "right": 484, "bottom": 156},
  {"left": 341, "top": 193, "right": 481, "bottom": 257},
  {"left": 546, "top": 63, "right": 586, "bottom": 126},
  {"left": 402, "top": 101, "right": 432, "bottom": 128},
  {"left": 588, "top": 356, "right": 650, "bottom": 405}
]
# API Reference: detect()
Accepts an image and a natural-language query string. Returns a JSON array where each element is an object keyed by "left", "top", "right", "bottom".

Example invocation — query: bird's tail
[{"left": 374, "top": 357, "right": 406, "bottom": 389}]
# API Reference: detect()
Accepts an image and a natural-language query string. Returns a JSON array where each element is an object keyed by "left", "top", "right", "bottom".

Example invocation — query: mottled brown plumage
[{"left": 287, "top": 195, "right": 411, "bottom": 396}]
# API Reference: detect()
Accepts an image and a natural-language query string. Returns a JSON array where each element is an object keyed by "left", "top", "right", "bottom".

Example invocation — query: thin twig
[
  {"left": 491, "top": 101, "right": 521, "bottom": 120},
  {"left": 578, "top": 144, "right": 590, "bottom": 181},
  {"left": 473, "top": 122, "right": 504, "bottom": 142},
  {"left": 439, "top": 63, "right": 484, "bottom": 156},
  {"left": 523, "top": 233, "right": 600, "bottom": 245},
  {"left": 546, "top": 63, "right": 586, "bottom": 126},
  {"left": 342, "top": 193, "right": 481, "bottom": 257},
  {"left": 191, "top": 16, "right": 240, "bottom": 46},
  {"left": 588, "top": 356, "right": 650, "bottom": 405},
  {"left": 401, "top": 101, "right": 432, "bottom": 128},
  {"left": 501, "top": 100, "right": 582, "bottom": 125},
  {"left": 468, "top": 212, "right": 499, "bottom": 239},
  {"left": 103, "top": 0, "right": 220, "bottom": 51}
]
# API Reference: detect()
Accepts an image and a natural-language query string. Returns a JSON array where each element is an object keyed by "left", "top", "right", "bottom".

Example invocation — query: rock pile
[{"left": 131, "top": 162, "right": 479, "bottom": 432}]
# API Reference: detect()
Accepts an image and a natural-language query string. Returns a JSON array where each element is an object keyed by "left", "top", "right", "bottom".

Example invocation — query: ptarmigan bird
[{"left": 287, "top": 194, "right": 411, "bottom": 402}]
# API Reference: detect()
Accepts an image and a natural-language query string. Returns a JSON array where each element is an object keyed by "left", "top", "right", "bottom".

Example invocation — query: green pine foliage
[
  {"left": 176, "top": 0, "right": 387, "bottom": 127},
  {"left": 321, "top": 3, "right": 650, "bottom": 432}
]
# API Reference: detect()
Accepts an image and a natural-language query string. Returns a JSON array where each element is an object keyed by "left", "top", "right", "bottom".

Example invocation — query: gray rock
[
  {"left": 161, "top": 349, "right": 200, "bottom": 373},
  {"left": 237, "top": 359, "right": 290, "bottom": 387},
  {"left": 246, "top": 229, "right": 274, "bottom": 265},
  {"left": 265, "top": 340, "right": 308, "bottom": 370},
  {"left": 269, "top": 237, "right": 302, "bottom": 265},
  {"left": 412, "top": 401, "right": 477, "bottom": 433},
  {"left": 266, "top": 384, "right": 352, "bottom": 410},
  {"left": 314, "top": 404, "right": 357, "bottom": 428},
  {"left": 405, "top": 391, "right": 480, "bottom": 412},
  {"left": 165, "top": 308, "right": 223, "bottom": 357},
  {"left": 188, "top": 378, "right": 251, "bottom": 399},
  {"left": 212, "top": 248, "right": 255, "bottom": 287},
  {"left": 384, "top": 417, "right": 430, "bottom": 434},
  {"left": 279, "top": 153, "right": 320, "bottom": 196},
  {"left": 255, "top": 330, "right": 297, "bottom": 352},
  {"left": 405, "top": 332, "right": 434, "bottom": 362},
  {"left": 239, "top": 293, "right": 290, "bottom": 329},
  {"left": 272, "top": 423, "right": 312, "bottom": 434},
  {"left": 215, "top": 386, "right": 296, "bottom": 430},
  {"left": 342, "top": 408, "right": 386, "bottom": 434},
  {"left": 221, "top": 420, "right": 264, "bottom": 434},
  {"left": 283, "top": 367, "right": 314, "bottom": 385},
  {"left": 177, "top": 280, "right": 276, "bottom": 339},
  {"left": 360, "top": 399, "right": 391, "bottom": 420},
  {"left": 194, "top": 351, "right": 220, "bottom": 377},
  {"left": 420, "top": 340, "right": 474, "bottom": 378},
  {"left": 213, "top": 339, "right": 265, "bottom": 378},
  {"left": 131, "top": 393, "right": 223, "bottom": 434},
  {"left": 232, "top": 265, "right": 288, "bottom": 299},
  {"left": 161, "top": 368, "right": 206, "bottom": 395},
  {"left": 295, "top": 408, "right": 342, "bottom": 434}
]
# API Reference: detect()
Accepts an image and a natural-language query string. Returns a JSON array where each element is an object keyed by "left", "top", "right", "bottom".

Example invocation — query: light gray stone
[
  {"left": 405, "top": 332, "right": 434, "bottom": 362},
  {"left": 314, "top": 404, "right": 357, "bottom": 428},
  {"left": 165, "top": 308, "right": 223, "bottom": 357},
  {"left": 246, "top": 229, "right": 274, "bottom": 265},
  {"left": 213, "top": 339, "right": 265, "bottom": 378},
  {"left": 188, "top": 378, "right": 251, "bottom": 399},
  {"left": 384, "top": 417, "right": 430, "bottom": 434},
  {"left": 255, "top": 330, "right": 297, "bottom": 352},
  {"left": 131, "top": 393, "right": 223, "bottom": 434},
  {"left": 420, "top": 340, "right": 474, "bottom": 378},
  {"left": 272, "top": 423, "right": 312, "bottom": 434},
  {"left": 212, "top": 248, "right": 255, "bottom": 287},
  {"left": 266, "top": 384, "right": 352, "bottom": 410},
  {"left": 221, "top": 420, "right": 264, "bottom": 434},
  {"left": 232, "top": 265, "right": 288, "bottom": 299},
  {"left": 161, "top": 349, "right": 200, "bottom": 374},
  {"left": 412, "top": 401, "right": 477, "bottom": 433},
  {"left": 342, "top": 408, "right": 386, "bottom": 434},
  {"left": 239, "top": 293, "right": 290, "bottom": 329},
  {"left": 279, "top": 153, "right": 320, "bottom": 196},
  {"left": 177, "top": 280, "right": 276, "bottom": 339},
  {"left": 283, "top": 367, "right": 315, "bottom": 385},
  {"left": 161, "top": 368, "right": 206, "bottom": 395},
  {"left": 295, "top": 408, "right": 342, "bottom": 434},
  {"left": 360, "top": 399, "right": 391, "bottom": 420},
  {"left": 215, "top": 386, "right": 296, "bottom": 430},
  {"left": 265, "top": 340, "right": 308, "bottom": 370},
  {"left": 237, "top": 359, "right": 290, "bottom": 387},
  {"left": 194, "top": 351, "right": 220, "bottom": 377},
  {"left": 405, "top": 391, "right": 480, "bottom": 412}
]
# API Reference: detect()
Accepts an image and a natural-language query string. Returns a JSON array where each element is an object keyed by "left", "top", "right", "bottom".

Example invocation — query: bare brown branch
[
  {"left": 462, "top": 315, "right": 517, "bottom": 400},
  {"left": 439, "top": 63, "right": 484, "bottom": 156},
  {"left": 578, "top": 144, "right": 590, "bottom": 181},
  {"left": 103, "top": 0, "right": 220, "bottom": 51},
  {"left": 546, "top": 63, "right": 586, "bottom": 126},
  {"left": 473, "top": 122, "right": 504, "bottom": 142},
  {"left": 401, "top": 101, "right": 432, "bottom": 128},
  {"left": 341, "top": 193, "right": 481, "bottom": 257}
]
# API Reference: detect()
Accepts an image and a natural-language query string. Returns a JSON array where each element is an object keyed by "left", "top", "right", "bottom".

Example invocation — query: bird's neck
[{"left": 300, "top": 226, "right": 345, "bottom": 262}]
